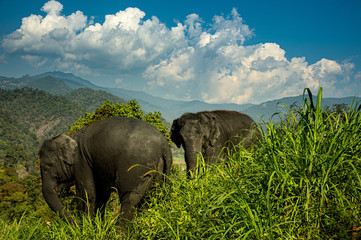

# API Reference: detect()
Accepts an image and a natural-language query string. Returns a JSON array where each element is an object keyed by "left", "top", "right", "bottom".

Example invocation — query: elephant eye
[
  {"left": 53, "top": 175, "right": 63, "bottom": 183},
  {"left": 52, "top": 172, "right": 61, "bottom": 179}
]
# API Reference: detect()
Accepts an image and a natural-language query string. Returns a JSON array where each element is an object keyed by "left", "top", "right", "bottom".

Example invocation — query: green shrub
[{"left": 68, "top": 100, "right": 171, "bottom": 145}]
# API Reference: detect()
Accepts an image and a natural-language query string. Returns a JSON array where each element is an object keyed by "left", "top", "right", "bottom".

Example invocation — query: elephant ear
[
  {"left": 201, "top": 113, "right": 222, "bottom": 146},
  {"left": 170, "top": 118, "right": 182, "bottom": 148},
  {"left": 54, "top": 134, "right": 78, "bottom": 165}
]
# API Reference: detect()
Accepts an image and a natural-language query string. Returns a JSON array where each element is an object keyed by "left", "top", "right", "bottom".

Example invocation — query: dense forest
[
  {"left": 0, "top": 85, "right": 171, "bottom": 164},
  {"left": 0, "top": 87, "right": 128, "bottom": 167},
  {"left": 1, "top": 88, "right": 82, "bottom": 167}
]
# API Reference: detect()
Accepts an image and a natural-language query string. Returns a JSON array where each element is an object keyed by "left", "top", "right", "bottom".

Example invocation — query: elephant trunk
[
  {"left": 183, "top": 141, "right": 202, "bottom": 177},
  {"left": 42, "top": 178, "right": 74, "bottom": 223}
]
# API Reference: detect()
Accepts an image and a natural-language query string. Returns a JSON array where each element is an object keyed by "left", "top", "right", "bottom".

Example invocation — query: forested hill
[
  {"left": 0, "top": 87, "right": 126, "bottom": 171},
  {"left": 64, "top": 88, "right": 127, "bottom": 112}
]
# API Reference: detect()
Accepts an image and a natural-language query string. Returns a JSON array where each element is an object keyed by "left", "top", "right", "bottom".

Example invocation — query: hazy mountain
[
  {"left": 27, "top": 76, "right": 73, "bottom": 95},
  {"left": 243, "top": 95, "right": 361, "bottom": 122},
  {"left": 64, "top": 88, "right": 126, "bottom": 112},
  {"left": 32, "top": 71, "right": 99, "bottom": 90},
  {"left": 0, "top": 72, "right": 254, "bottom": 120},
  {"left": 1, "top": 71, "right": 360, "bottom": 122},
  {"left": 0, "top": 74, "right": 32, "bottom": 89},
  {"left": 107, "top": 87, "right": 254, "bottom": 120}
]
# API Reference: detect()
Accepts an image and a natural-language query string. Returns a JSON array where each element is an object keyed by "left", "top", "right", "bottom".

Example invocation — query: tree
[
  {"left": 0, "top": 181, "right": 29, "bottom": 220},
  {"left": 69, "top": 100, "right": 171, "bottom": 145},
  {"left": 3, "top": 145, "right": 30, "bottom": 168},
  {"left": 0, "top": 166, "right": 31, "bottom": 220}
]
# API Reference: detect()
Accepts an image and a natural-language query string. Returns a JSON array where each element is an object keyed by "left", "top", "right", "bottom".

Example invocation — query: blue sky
[{"left": 0, "top": 0, "right": 360, "bottom": 104}]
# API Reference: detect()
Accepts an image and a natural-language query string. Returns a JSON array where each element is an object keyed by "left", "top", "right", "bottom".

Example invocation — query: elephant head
[
  {"left": 171, "top": 112, "right": 223, "bottom": 174},
  {"left": 39, "top": 134, "right": 78, "bottom": 222}
]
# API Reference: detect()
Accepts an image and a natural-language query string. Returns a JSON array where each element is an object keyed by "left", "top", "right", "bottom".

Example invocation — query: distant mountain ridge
[
  {"left": 245, "top": 95, "right": 361, "bottom": 122},
  {"left": 1, "top": 71, "right": 360, "bottom": 121},
  {"left": 27, "top": 76, "right": 73, "bottom": 95},
  {"left": 33, "top": 71, "right": 99, "bottom": 90}
]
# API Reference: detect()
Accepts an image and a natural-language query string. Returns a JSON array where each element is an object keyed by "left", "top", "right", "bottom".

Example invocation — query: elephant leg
[
  {"left": 118, "top": 176, "right": 152, "bottom": 223},
  {"left": 75, "top": 184, "right": 96, "bottom": 217},
  {"left": 95, "top": 189, "right": 111, "bottom": 218}
]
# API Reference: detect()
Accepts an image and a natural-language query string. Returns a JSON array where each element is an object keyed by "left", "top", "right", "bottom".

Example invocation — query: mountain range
[{"left": 1, "top": 71, "right": 360, "bottom": 122}]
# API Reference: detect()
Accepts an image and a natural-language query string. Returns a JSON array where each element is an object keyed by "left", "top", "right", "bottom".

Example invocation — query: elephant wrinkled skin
[
  {"left": 171, "top": 110, "right": 261, "bottom": 175},
  {"left": 39, "top": 117, "right": 172, "bottom": 223}
]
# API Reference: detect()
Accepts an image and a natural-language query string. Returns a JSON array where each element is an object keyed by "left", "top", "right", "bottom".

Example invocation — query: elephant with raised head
[
  {"left": 171, "top": 110, "right": 261, "bottom": 175},
  {"left": 39, "top": 117, "right": 172, "bottom": 223}
]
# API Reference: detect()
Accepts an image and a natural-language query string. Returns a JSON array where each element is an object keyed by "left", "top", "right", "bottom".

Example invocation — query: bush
[{"left": 68, "top": 100, "right": 171, "bottom": 145}]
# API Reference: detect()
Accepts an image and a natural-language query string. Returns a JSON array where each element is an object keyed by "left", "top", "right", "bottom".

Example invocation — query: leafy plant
[{"left": 69, "top": 100, "right": 171, "bottom": 144}]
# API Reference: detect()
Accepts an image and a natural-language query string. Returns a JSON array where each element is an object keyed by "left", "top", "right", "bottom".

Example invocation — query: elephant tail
[{"left": 162, "top": 143, "right": 173, "bottom": 182}]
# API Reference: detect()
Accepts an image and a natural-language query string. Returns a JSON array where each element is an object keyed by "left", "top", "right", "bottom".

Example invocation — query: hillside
[
  {"left": 33, "top": 71, "right": 99, "bottom": 90},
  {"left": 0, "top": 88, "right": 85, "bottom": 166},
  {"left": 27, "top": 76, "right": 73, "bottom": 95},
  {"left": 64, "top": 88, "right": 126, "bottom": 112},
  {"left": 0, "top": 88, "right": 127, "bottom": 169}
]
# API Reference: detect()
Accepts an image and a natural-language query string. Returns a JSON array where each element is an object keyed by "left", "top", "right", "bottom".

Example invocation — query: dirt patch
[
  {"left": 36, "top": 119, "right": 60, "bottom": 138},
  {"left": 173, "top": 161, "right": 185, "bottom": 165}
]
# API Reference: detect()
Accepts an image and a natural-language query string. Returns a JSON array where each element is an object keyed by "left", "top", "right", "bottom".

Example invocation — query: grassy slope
[{"left": 1, "top": 89, "right": 360, "bottom": 239}]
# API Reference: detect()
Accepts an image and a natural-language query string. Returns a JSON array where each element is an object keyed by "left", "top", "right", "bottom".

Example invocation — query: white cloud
[
  {"left": 21, "top": 55, "right": 47, "bottom": 67},
  {"left": 145, "top": 38, "right": 352, "bottom": 103},
  {"left": 355, "top": 71, "right": 361, "bottom": 81},
  {"left": 2, "top": 1, "right": 87, "bottom": 56},
  {"left": 1, "top": 1, "right": 358, "bottom": 104},
  {"left": 41, "top": 0, "right": 63, "bottom": 15}
]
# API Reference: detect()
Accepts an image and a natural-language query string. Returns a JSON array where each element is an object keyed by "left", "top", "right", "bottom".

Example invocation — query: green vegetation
[
  {"left": 1, "top": 88, "right": 360, "bottom": 239},
  {"left": 0, "top": 167, "right": 45, "bottom": 221},
  {"left": 0, "top": 87, "right": 131, "bottom": 168},
  {"left": 0, "top": 88, "right": 86, "bottom": 167},
  {"left": 27, "top": 76, "right": 73, "bottom": 96},
  {"left": 69, "top": 100, "right": 170, "bottom": 144},
  {"left": 64, "top": 88, "right": 127, "bottom": 112},
  {"left": 123, "top": 88, "right": 361, "bottom": 239}
]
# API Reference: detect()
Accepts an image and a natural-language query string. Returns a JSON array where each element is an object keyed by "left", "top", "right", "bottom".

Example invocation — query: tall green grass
[
  {"left": 1, "top": 88, "right": 360, "bottom": 239},
  {"left": 1, "top": 210, "right": 121, "bottom": 239},
  {"left": 125, "top": 88, "right": 361, "bottom": 239}
]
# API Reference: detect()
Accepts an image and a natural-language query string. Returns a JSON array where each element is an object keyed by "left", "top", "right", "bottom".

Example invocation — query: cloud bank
[{"left": 1, "top": 0, "right": 357, "bottom": 103}]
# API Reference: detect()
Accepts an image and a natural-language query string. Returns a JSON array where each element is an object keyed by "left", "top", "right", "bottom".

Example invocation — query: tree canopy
[{"left": 68, "top": 100, "right": 171, "bottom": 145}]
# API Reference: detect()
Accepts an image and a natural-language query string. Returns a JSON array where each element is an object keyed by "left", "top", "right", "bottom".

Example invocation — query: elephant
[
  {"left": 171, "top": 110, "right": 261, "bottom": 175},
  {"left": 39, "top": 117, "right": 172, "bottom": 223}
]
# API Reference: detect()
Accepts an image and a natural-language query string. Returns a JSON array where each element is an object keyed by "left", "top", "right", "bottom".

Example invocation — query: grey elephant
[
  {"left": 171, "top": 110, "right": 261, "bottom": 175},
  {"left": 39, "top": 117, "right": 172, "bottom": 223}
]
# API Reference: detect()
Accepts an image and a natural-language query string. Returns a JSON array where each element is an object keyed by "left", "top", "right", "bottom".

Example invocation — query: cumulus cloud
[
  {"left": 1, "top": 0, "right": 356, "bottom": 103},
  {"left": 145, "top": 41, "right": 351, "bottom": 103}
]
